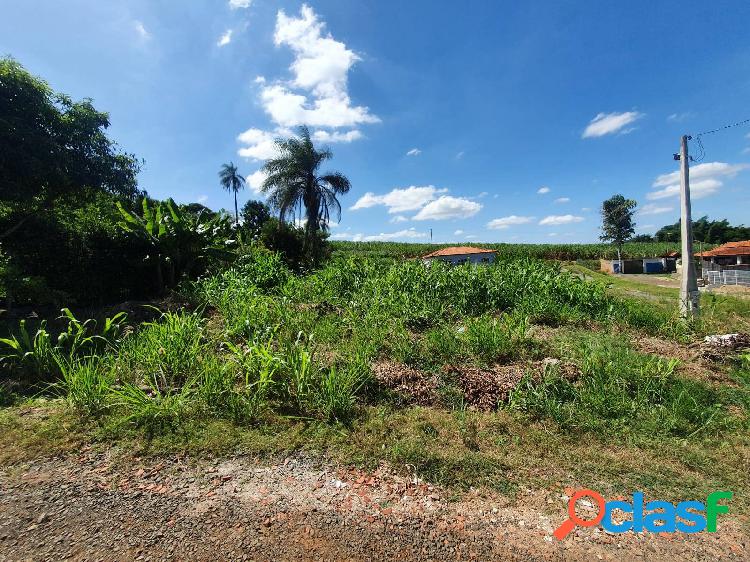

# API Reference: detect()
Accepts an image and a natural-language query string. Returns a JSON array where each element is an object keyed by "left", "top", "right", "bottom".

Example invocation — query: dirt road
[{"left": 0, "top": 452, "right": 746, "bottom": 561}]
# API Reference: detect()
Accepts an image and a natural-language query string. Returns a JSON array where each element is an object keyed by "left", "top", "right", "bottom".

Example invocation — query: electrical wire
[{"left": 694, "top": 117, "right": 750, "bottom": 137}]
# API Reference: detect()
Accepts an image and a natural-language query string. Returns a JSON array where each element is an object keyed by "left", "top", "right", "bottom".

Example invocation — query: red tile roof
[
  {"left": 697, "top": 240, "right": 750, "bottom": 257},
  {"left": 422, "top": 246, "right": 497, "bottom": 259}
]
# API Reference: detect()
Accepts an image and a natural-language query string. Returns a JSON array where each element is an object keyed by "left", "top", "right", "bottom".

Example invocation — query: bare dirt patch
[
  {"left": 0, "top": 452, "right": 747, "bottom": 561},
  {"left": 374, "top": 360, "right": 579, "bottom": 411}
]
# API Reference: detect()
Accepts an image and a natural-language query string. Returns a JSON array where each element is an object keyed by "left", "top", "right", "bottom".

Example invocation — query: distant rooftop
[
  {"left": 698, "top": 240, "right": 750, "bottom": 257},
  {"left": 422, "top": 246, "right": 497, "bottom": 259}
]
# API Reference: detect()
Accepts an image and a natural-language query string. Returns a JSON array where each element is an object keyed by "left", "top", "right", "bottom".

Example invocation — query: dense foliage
[
  {"left": 654, "top": 216, "right": 750, "bottom": 244},
  {"left": 600, "top": 194, "right": 637, "bottom": 257}
]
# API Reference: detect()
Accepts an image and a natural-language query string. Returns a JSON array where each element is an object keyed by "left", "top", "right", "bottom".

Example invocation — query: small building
[
  {"left": 600, "top": 256, "right": 677, "bottom": 274},
  {"left": 421, "top": 246, "right": 497, "bottom": 265},
  {"left": 697, "top": 241, "right": 750, "bottom": 271}
]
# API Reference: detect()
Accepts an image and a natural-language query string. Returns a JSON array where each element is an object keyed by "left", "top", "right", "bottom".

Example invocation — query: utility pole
[
  {"left": 430, "top": 228, "right": 433, "bottom": 244},
  {"left": 677, "top": 135, "right": 699, "bottom": 317}
]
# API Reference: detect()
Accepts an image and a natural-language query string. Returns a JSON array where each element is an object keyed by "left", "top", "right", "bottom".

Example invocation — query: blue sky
[{"left": 3, "top": 0, "right": 750, "bottom": 243}]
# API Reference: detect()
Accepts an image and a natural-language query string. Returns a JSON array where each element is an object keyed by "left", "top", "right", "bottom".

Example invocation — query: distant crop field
[{"left": 330, "top": 241, "right": 692, "bottom": 261}]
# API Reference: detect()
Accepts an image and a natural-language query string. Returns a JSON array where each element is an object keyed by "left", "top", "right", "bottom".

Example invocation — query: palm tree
[
  {"left": 219, "top": 162, "right": 246, "bottom": 226},
  {"left": 261, "top": 126, "right": 351, "bottom": 250}
]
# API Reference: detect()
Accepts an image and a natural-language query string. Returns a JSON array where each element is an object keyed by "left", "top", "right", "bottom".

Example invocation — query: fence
[{"left": 706, "top": 269, "right": 750, "bottom": 287}]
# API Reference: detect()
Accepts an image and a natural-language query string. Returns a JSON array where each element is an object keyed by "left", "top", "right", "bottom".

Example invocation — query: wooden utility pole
[{"left": 678, "top": 135, "right": 700, "bottom": 317}]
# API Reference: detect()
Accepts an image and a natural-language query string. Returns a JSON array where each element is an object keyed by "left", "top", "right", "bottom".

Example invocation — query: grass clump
[
  {"left": 116, "top": 311, "right": 205, "bottom": 389},
  {"left": 509, "top": 336, "right": 732, "bottom": 438}
]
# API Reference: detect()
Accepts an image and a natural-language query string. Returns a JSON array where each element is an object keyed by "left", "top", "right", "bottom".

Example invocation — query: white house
[{"left": 421, "top": 246, "right": 497, "bottom": 265}]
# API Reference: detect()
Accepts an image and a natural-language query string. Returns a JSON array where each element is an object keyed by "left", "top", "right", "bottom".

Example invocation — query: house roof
[
  {"left": 697, "top": 240, "right": 750, "bottom": 257},
  {"left": 422, "top": 246, "right": 497, "bottom": 259}
]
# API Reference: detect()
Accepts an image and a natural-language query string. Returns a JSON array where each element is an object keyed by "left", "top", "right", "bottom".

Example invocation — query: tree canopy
[
  {"left": 654, "top": 216, "right": 750, "bottom": 244},
  {"left": 600, "top": 194, "right": 637, "bottom": 255},
  {"left": 0, "top": 57, "right": 141, "bottom": 212},
  {"left": 261, "top": 126, "right": 350, "bottom": 255}
]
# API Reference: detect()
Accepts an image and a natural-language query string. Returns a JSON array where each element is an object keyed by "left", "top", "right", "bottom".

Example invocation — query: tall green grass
[{"left": 508, "top": 337, "right": 731, "bottom": 437}]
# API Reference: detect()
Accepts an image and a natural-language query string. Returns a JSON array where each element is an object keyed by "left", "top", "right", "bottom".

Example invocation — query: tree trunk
[{"left": 234, "top": 191, "right": 239, "bottom": 227}]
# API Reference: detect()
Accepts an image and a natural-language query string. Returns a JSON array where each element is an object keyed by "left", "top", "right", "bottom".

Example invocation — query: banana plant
[{"left": 117, "top": 198, "right": 236, "bottom": 293}]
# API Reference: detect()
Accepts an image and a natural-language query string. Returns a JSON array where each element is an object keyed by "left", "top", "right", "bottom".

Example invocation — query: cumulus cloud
[
  {"left": 582, "top": 111, "right": 643, "bottom": 138},
  {"left": 237, "top": 128, "right": 284, "bottom": 160},
  {"left": 537, "top": 186, "right": 551, "bottom": 194},
  {"left": 217, "top": 29, "right": 233, "bottom": 47},
  {"left": 406, "top": 148, "right": 421, "bottom": 156},
  {"left": 412, "top": 196, "right": 482, "bottom": 221},
  {"left": 486, "top": 215, "right": 534, "bottom": 230},
  {"left": 390, "top": 215, "right": 409, "bottom": 223},
  {"left": 312, "top": 129, "right": 362, "bottom": 143},
  {"left": 229, "top": 0, "right": 252, "bottom": 9},
  {"left": 638, "top": 203, "right": 674, "bottom": 215},
  {"left": 237, "top": 5, "right": 377, "bottom": 160},
  {"left": 246, "top": 170, "right": 268, "bottom": 194},
  {"left": 351, "top": 186, "right": 446, "bottom": 213},
  {"left": 539, "top": 215, "right": 584, "bottom": 226},
  {"left": 554, "top": 197, "right": 570, "bottom": 204},
  {"left": 647, "top": 162, "right": 747, "bottom": 200}
]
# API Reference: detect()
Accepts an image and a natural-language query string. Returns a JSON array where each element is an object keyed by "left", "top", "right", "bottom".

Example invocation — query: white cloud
[
  {"left": 229, "top": 0, "right": 252, "bottom": 9},
  {"left": 548, "top": 232, "right": 558, "bottom": 237},
  {"left": 554, "top": 197, "right": 570, "bottom": 204},
  {"left": 638, "top": 203, "right": 674, "bottom": 215},
  {"left": 312, "top": 129, "right": 362, "bottom": 143},
  {"left": 465, "top": 234, "right": 477, "bottom": 240},
  {"left": 412, "top": 196, "right": 482, "bottom": 221},
  {"left": 582, "top": 111, "right": 643, "bottom": 138},
  {"left": 197, "top": 195, "right": 208, "bottom": 204},
  {"left": 647, "top": 179, "right": 722, "bottom": 200},
  {"left": 247, "top": 170, "right": 268, "bottom": 194},
  {"left": 456, "top": 151, "right": 465, "bottom": 159},
  {"left": 539, "top": 214, "right": 584, "bottom": 226},
  {"left": 652, "top": 162, "right": 746, "bottom": 187},
  {"left": 390, "top": 215, "right": 409, "bottom": 223},
  {"left": 486, "top": 215, "right": 534, "bottom": 230},
  {"left": 647, "top": 162, "right": 748, "bottom": 201},
  {"left": 134, "top": 20, "right": 150, "bottom": 40},
  {"left": 238, "top": 5, "right": 377, "bottom": 160},
  {"left": 217, "top": 29, "right": 233, "bottom": 47},
  {"left": 363, "top": 228, "right": 427, "bottom": 242},
  {"left": 667, "top": 112, "right": 693, "bottom": 123},
  {"left": 477, "top": 192, "right": 488, "bottom": 198},
  {"left": 237, "top": 128, "right": 284, "bottom": 160},
  {"left": 406, "top": 148, "right": 421, "bottom": 156},
  {"left": 537, "top": 186, "right": 551, "bottom": 194},
  {"left": 581, "top": 207, "right": 591, "bottom": 212},
  {"left": 454, "top": 229, "right": 464, "bottom": 235},
  {"left": 351, "top": 185, "right": 446, "bottom": 213},
  {"left": 254, "top": 76, "right": 266, "bottom": 84}
]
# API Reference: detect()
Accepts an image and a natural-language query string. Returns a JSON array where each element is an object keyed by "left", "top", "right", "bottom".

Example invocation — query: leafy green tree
[
  {"left": 655, "top": 216, "right": 750, "bottom": 244},
  {"left": 241, "top": 200, "right": 271, "bottom": 238},
  {"left": 261, "top": 126, "right": 350, "bottom": 261},
  {"left": 0, "top": 57, "right": 140, "bottom": 239},
  {"left": 219, "top": 162, "right": 245, "bottom": 226},
  {"left": 600, "top": 194, "right": 637, "bottom": 262}
]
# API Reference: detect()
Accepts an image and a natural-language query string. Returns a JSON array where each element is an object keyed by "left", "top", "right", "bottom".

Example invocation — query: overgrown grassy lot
[{"left": 2, "top": 249, "right": 749, "bottom": 512}]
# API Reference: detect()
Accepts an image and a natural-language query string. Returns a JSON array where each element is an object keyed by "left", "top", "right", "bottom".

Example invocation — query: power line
[{"left": 694, "top": 117, "right": 750, "bottom": 137}]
